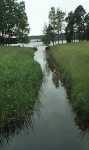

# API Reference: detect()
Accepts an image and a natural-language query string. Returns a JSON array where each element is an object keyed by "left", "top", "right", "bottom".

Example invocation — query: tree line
[
  {"left": 0, "top": 0, "right": 29, "bottom": 45},
  {"left": 42, "top": 5, "right": 89, "bottom": 45}
]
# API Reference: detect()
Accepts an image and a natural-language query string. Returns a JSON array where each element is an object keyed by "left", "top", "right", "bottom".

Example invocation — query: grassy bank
[
  {"left": 49, "top": 42, "right": 89, "bottom": 122},
  {"left": 0, "top": 46, "right": 42, "bottom": 124}
]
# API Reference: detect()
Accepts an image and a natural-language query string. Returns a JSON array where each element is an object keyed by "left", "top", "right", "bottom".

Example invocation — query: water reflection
[
  {"left": 74, "top": 116, "right": 89, "bottom": 132},
  {"left": 0, "top": 105, "right": 35, "bottom": 146},
  {"left": 52, "top": 69, "right": 60, "bottom": 88},
  {"left": 0, "top": 42, "right": 89, "bottom": 150}
]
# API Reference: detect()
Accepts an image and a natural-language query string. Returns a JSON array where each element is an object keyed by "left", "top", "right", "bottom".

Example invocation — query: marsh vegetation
[{"left": 0, "top": 46, "right": 42, "bottom": 144}]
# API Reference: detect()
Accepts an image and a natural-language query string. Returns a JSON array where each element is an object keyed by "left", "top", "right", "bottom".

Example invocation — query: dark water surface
[{"left": 0, "top": 44, "right": 89, "bottom": 150}]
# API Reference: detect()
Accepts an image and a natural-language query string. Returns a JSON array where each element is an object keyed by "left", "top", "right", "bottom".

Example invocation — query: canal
[{"left": 1, "top": 43, "right": 89, "bottom": 150}]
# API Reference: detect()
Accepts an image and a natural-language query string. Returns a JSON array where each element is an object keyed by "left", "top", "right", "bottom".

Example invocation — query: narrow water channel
[{"left": 1, "top": 44, "right": 89, "bottom": 150}]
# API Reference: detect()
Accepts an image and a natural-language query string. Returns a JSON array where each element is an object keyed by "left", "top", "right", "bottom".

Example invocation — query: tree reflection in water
[
  {"left": 52, "top": 69, "right": 60, "bottom": 88},
  {"left": 0, "top": 102, "right": 38, "bottom": 146},
  {"left": 74, "top": 115, "right": 89, "bottom": 133},
  {"left": 47, "top": 55, "right": 89, "bottom": 133}
]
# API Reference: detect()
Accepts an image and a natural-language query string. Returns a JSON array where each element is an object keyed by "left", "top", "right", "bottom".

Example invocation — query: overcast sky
[{"left": 24, "top": 0, "right": 89, "bottom": 35}]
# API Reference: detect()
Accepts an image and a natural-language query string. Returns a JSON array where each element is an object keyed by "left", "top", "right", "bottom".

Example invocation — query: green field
[
  {"left": 0, "top": 46, "right": 42, "bottom": 124},
  {"left": 49, "top": 42, "right": 89, "bottom": 121}
]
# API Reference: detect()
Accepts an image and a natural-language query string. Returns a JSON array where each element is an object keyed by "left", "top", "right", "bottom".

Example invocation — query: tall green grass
[
  {"left": 50, "top": 42, "right": 89, "bottom": 121},
  {"left": 0, "top": 46, "right": 42, "bottom": 124}
]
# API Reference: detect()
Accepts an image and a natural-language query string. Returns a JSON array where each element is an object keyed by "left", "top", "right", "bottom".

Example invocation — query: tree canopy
[
  {"left": 43, "top": 7, "right": 65, "bottom": 45},
  {"left": 43, "top": 5, "right": 89, "bottom": 45},
  {"left": 0, "top": 0, "right": 29, "bottom": 44},
  {"left": 65, "top": 5, "right": 89, "bottom": 42}
]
